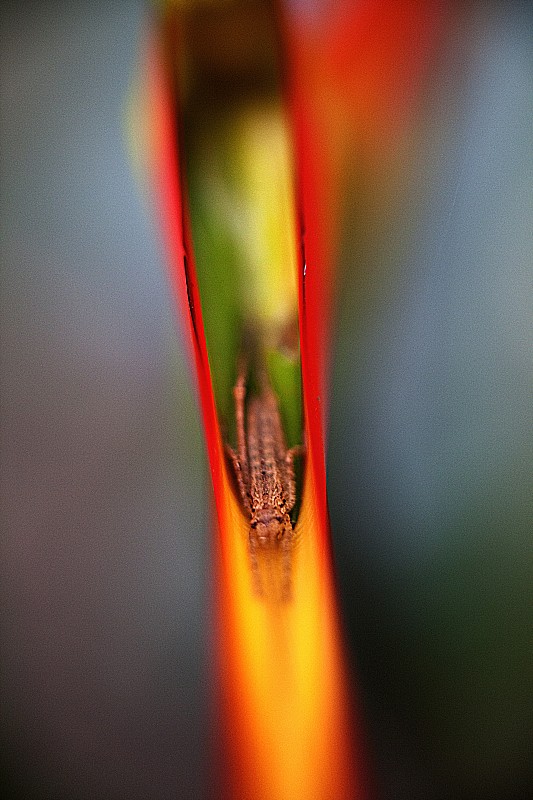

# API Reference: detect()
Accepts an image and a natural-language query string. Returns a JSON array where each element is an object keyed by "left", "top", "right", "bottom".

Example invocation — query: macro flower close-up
[{"left": 1, "top": 2, "right": 532, "bottom": 799}]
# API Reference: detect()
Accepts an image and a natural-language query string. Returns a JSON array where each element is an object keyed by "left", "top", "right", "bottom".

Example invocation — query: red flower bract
[{"left": 144, "top": 2, "right": 447, "bottom": 797}]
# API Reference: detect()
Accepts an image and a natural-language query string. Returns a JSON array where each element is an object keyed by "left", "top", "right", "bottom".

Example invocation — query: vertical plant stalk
[
  {"left": 145, "top": 10, "right": 363, "bottom": 799},
  {"left": 143, "top": 1, "right": 447, "bottom": 797}
]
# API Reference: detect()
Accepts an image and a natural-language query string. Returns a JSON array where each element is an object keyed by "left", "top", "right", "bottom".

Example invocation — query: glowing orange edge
[{"left": 146, "top": 17, "right": 362, "bottom": 798}]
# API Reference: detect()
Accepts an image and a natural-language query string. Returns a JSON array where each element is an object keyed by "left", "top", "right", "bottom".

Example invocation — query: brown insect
[{"left": 226, "top": 364, "right": 303, "bottom": 597}]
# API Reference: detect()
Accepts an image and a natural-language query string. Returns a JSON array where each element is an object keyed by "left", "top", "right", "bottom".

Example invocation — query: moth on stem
[{"left": 226, "top": 356, "right": 304, "bottom": 600}]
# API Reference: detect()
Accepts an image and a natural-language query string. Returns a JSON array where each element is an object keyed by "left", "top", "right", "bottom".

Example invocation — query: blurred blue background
[{"left": 1, "top": 2, "right": 531, "bottom": 799}]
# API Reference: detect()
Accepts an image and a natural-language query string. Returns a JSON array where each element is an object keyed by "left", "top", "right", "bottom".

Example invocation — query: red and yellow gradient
[
  {"left": 215, "top": 450, "right": 359, "bottom": 800},
  {"left": 146, "top": 32, "right": 360, "bottom": 795},
  {"left": 139, "top": 2, "right": 449, "bottom": 797}
]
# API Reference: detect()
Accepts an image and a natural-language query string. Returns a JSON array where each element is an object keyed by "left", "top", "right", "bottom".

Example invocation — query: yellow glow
[
  {"left": 214, "top": 436, "right": 356, "bottom": 799},
  {"left": 231, "top": 103, "right": 299, "bottom": 330},
  {"left": 193, "top": 101, "right": 299, "bottom": 336}
]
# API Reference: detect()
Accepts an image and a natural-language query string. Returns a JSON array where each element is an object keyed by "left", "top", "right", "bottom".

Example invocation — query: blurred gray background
[
  {"left": 1, "top": 2, "right": 532, "bottom": 800},
  {"left": 329, "top": 3, "right": 532, "bottom": 800},
  {"left": 1, "top": 2, "right": 208, "bottom": 798}
]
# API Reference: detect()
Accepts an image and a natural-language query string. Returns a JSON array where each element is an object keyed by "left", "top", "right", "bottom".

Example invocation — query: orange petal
[{"left": 143, "top": 3, "right": 449, "bottom": 796}]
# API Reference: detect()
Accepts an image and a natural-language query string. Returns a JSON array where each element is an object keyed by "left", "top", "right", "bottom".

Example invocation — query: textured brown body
[{"left": 227, "top": 369, "right": 302, "bottom": 596}]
